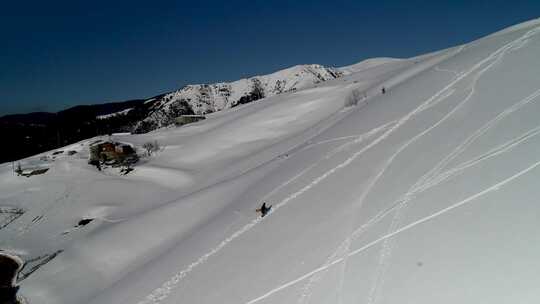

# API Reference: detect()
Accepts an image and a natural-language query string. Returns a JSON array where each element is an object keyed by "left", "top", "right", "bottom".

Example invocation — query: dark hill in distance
[{"left": 0, "top": 98, "right": 155, "bottom": 164}]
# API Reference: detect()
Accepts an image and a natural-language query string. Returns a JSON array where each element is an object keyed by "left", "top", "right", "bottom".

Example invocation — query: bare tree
[
  {"left": 143, "top": 140, "right": 160, "bottom": 156},
  {"left": 345, "top": 89, "right": 363, "bottom": 107}
]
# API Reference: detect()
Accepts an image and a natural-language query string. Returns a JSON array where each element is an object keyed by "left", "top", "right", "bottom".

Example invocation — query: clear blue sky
[{"left": 1, "top": 0, "right": 538, "bottom": 115}]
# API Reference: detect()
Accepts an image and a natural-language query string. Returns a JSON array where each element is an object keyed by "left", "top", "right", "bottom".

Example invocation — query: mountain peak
[{"left": 134, "top": 63, "right": 343, "bottom": 132}]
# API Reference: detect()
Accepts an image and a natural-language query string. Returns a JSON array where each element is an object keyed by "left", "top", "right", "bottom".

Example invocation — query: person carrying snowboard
[{"left": 256, "top": 202, "right": 272, "bottom": 218}]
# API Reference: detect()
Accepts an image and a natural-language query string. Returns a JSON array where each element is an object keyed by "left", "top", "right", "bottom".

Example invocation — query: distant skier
[
  {"left": 256, "top": 202, "right": 272, "bottom": 218},
  {"left": 381, "top": 87, "right": 386, "bottom": 94}
]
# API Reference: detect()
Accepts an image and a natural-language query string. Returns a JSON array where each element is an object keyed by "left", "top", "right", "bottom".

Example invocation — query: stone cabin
[{"left": 89, "top": 141, "right": 136, "bottom": 163}]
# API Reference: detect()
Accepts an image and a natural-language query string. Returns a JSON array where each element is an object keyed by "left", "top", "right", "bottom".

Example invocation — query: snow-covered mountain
[
  {"left": 2, "top": 17, "right": 540, "bottom": 304},
  {"left": 135, "top": 64, "right": 343, "bottom": 131}
]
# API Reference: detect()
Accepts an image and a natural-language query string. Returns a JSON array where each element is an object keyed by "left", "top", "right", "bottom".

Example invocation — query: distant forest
[{"left": 0, "top": 99, "right": 156, "bottom": 164}]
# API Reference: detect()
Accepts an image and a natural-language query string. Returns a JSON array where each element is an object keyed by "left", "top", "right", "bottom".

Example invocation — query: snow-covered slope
[
  {"left": 337, "top": 57, "right": 403, "bottom": 75},
  {"left": 3, "top": 17, "right": 540, "bottom": 304},
  {"left": 139, "top": 64, "right": 343, "bottom": 129}
]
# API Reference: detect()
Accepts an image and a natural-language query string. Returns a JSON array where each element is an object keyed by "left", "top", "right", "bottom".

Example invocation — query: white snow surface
[
  {"left": 2, "top": 17, "right": 540, "bottom": 304},
  {"left": 337, "top": 57, "right": 403, "bottom": 75}
]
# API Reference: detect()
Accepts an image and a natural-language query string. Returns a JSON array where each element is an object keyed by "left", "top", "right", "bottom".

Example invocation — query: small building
[
  {"left": 175, "top": 115, "right": 205, "bottom": 126},
  {"left": 89, "top": 141, "right": 137, "bottom": 164}
]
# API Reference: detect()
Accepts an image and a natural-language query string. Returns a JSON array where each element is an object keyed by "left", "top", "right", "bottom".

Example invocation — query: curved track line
[
  {"left": 364, "top": 36, "right": 514, "bottom": 304},
  {"left": 295, "top": 25, "right": 540, "bottom": 304},
  {"left": 413, "top": 87, "right": 540, "bottom": 193},
  {"left": 138, "top": 25, "right": 540, "bottom": 304},
  {"left": 136, "top": 120, "right": 392, "bottom": 304},
  {"left": 244, "top": 156, "right": 540, "bottom": 304}
]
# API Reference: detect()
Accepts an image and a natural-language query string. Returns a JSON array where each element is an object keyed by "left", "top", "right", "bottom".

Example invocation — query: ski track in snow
[
  {"left": 413, "top": 88, "right": 540, "bottom": 195},
  {"left": 298, "top": 59, "right": 470, "bottom": 303},
  {"left": 249, "top": 117, "right": 540, "bottom": 304},
  {"left": 434, "top": 65, "right": 460, "bottom": 78},
  {"left": 246, "top": 25, "right": 540, "bottom": 304},
  {"left": 1, "top": 181, "right": 77, "bottom": 247},
  {"left": 137, "top": 25, "right": 540, "bottom": 304},
  {"left": 296, "top": 26, "right": 514, "bottom": 304},
  {"left": 136, "top": 117, "right": 393, "bottom": 304},
  {"left": 242, "top": 156, "right": 540, "bottom": 304},
  {"left": 298, "top": 76, "right": 459, "bottom": 304},
  {"left": 346, "top": 101, "right": 540, "bottom": 247},
  {"left": 363, "top": 32, "right": 515, "bottom": 304},
  {"left": 413, "top": 86, "right": 540, "bottom": 194},
  {"left": 349, "top": 27, "right": 540, "bottom": 304}
]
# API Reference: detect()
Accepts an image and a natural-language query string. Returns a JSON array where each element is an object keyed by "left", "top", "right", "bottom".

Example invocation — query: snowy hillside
[
  {"left": 337, "top": 57, "right": 403, "bottom": 75},
  {"left": 2, "top": 17, "right": 540, "bottom": 304},
  {"left": 137, "top": 64, "right": 343, "bottom": 130}
]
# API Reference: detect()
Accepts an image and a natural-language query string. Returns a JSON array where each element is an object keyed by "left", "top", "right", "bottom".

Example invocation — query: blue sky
[{"left": 0, "top": 0, "right": 538, "bottom": 115}]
